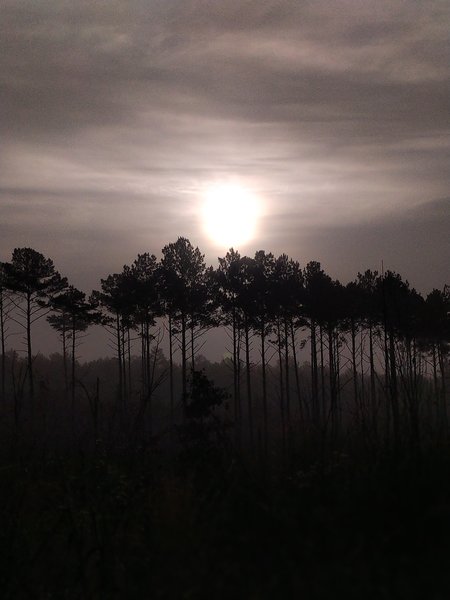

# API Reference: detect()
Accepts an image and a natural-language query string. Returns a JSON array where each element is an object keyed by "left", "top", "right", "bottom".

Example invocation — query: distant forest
[{"left": 1, "top": 239, "right": 448, "bottom": 456}]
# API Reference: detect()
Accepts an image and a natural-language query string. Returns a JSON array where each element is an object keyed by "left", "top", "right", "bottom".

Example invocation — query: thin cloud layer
[{"left": 1, "top": 0, "right": 449, "bottom": 298}]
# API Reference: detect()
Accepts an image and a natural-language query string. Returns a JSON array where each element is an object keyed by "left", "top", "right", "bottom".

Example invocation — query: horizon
[{"left": 1, "top": 240, "right": 448, "bottom": 363}]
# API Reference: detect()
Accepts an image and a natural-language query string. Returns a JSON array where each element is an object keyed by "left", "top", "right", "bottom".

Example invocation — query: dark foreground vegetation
[
  {"left": 1, "top": 397, "right": 450, "bottom": 599},
  {"left": 0, "top": 242, "right": 449, "bottom": 598}
]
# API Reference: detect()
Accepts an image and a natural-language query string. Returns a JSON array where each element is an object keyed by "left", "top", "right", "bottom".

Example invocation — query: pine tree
[{"left": 2, "top": 248, "right": 66, "bottom": 398}]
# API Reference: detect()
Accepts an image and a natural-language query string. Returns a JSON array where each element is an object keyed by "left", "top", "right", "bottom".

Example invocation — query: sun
[{"left": 201, "top": 183, "right": 260, "bottom": 248}]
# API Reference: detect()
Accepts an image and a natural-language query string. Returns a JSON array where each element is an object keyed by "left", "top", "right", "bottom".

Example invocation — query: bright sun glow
[{"left": 202, "top": 183, "right": 260, "bottom": 248}]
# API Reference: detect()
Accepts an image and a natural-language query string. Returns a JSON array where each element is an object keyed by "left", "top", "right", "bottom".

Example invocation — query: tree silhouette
[
  {"left": 1, "top": 248, "right": 66, "bottom": 398},
  {"left": 48, "top": 285, "right": 101, "bottom": 407},
  {"left": 424, "top": 287, "right": 450, "bottom": 433},
  {"left": 375, "top": 270, "right": 419, "bottom": 452},
  {"left": 0, "top": 263, "right": 14, "bottom": 401},
  {"left": 0, "top": 239, "right": 448, "bottom": 461},
  {"left": 271, "top": 253, "right": 304, "bottom": 451},
  {"left": 47, "top": 307, "right": 71, "bottom": 395},
  {"left": 355, "top": 270, "right": 379, "bottom": 436},
  {"left": 160, "top": 237, "right": 209, "bottom": 418},
  {"left": 251, "top": 250, "right": 276, "bottom": 456},
  {"left": 236, "top": 255, "right": 258, "bottom": 449},
  {"left": 214, "top": 249, "right": 245, "bottom": 443},
  {"left": 180, "top": 369, "right": 230, "bottom": 461},
  {"left": 215, "top": 251, "right": 258, "bottom": 448},
  {"left": 91, "top": 272, "right": 132, "bottom": 403},
  {"left": 125, "top": 253, "right": 164, "bottom": 429},
  {"left": 303, "top": 261, "right": 329, "bottom": 429}
]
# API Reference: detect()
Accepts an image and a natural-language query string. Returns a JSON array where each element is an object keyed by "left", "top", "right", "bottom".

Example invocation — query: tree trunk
[
  {"left": 127, "top": 326, "right": 132, "bottom": 400},
  {"left": 432, "top": 343, "right": 439, "bottom": 433},
  {"left": 369, "top": 323, "right": 377, "bottom": 437},
  {"left": 310, "top": 321, "right": 319, "bottom": 428},
  {"left": 290, "top": 320, "right": 304, "bottom": 422},
  {"left": 245, "top": 316, "right": 253, "bottom": 448},
  {"left": 410, "top": 336, "right": 420, "bottom": 449},
  {"left": 62, "top": 323, "right": 68, "bottom": 395},
  {"left": 438, "top": 344, "right": 448, "bottom": 435},
  {"left": 121, "top": 324, "right": 127, "bottom": 402},
  {"left": 191, "top": 323, "right": 195, "bottom": 372},
  {"left": 360, "top": 329, "right": 366, "bottom": 426},
  {"left": 284, "top": 318, "right": 291, "bottom": 433},
  {"left": 168, "top": 314, "right": 174, "bottom": 434},
  {"left": 335, "top": 332, "right": 342, "bottom": 431},
  {"left": 383, "top": 312, "right": 391, "bottom": 445},
  {"left": 389, "top": 329, "right": 400, "bottom": 455},
  {"left": 145, "top": 320, "right": 152, "bottom": 435},
  {"left": 261, "top": 322, "right": 268, "bottom": 457},
  {"left": 351, "top": 318, "right": 358, "bottom": 416},
  {"left": 236, "top": 322, "right": 242, "bottom": 433},
  {"left": 319, "top": 325, "right": 325, "bottom": 427},
  {"left": 232, "top": 311, "right": 239, "bottom": 442},
  {"left": 141, "top": 322, "right": 146, "bottom": 397},
  {"left": 71, "top": 319, "right": 76, "bottom": 413},
  {"left": 0, "top": 293, "right": 5, "bottom": 401},
  {"left": 145, "top": 321, "right": 151, "bottom": 400},
  {"left": 26, "top": 293, "right": 33, "bottom": 399},
  {"left": 277, "top": 320, "right": 286, "bottom": 458},
  {"left": 328, "top": 326, "right": 336, "bottom": 439},
  {"left": 181, "top": 313, "right": 187, "bottom": 418},
  {"left": 116, "top": 314, "right": 122, "bottom": 403}
]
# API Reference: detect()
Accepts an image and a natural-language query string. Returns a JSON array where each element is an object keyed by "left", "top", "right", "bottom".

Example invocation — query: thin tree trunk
[
  {"left": 236, "top": 323, "right": 242, "bottom": 432},
  {"left": 62, "top": 323, "right": 68, "bottom": 395},
  {"left": 277, "top": 320, "right": 286, "bottom": 458},
  {"left": 410, "top": 336, "right": 420, "bottom": 449},
  {"left": 432, "top": 343, "right": 439, "bottom": 433},
  {"left": 127, "top": 326, "right": 132, "bottom": 400},
  {"left": 181, "top": 313, "right": 187, "bottom": 418},
  {"left": 169, "top": 314, "right": 174, "bottom": 434},
  {"left": 0, "top": 293, "right": 5, "bottom": 401},
  {"left": 383, "top": 303, "right": 391, "bottom": 445},
  {"left": 310, "top": 321, "right": 318, "bottom": 428},
  {"left": 141, "top": 322, "right": 146, "bottom": 397},
  {"left": 232, "top": 311, "right": 239, "bottom": 436},
  {"left": 26, "top": 293, "right": 33, "bottom": 399},
  {"left": 319, "top": 325, "right": 325, "bottom": 426},
  {"left": 122, "top": 325, "right": 127, "bottom": 402},
  {"left": 191, "top": 323, "right": 195, "bottom": 372},
  {"left": 290, "top": 321, "right": 304, "bottom": 422},
  {"left": 360, "top": 329, "right": 366, "bottom": 425},
  {"left": 438, "top": 344, "right": 448, "bottom": 434},
  {"left": 328, "top": 326, "right": 336, "bottom": 439},
  {"left": 351, "top": 318, "right": 358, "bottom": 416},
  {"left": 389, "top": 329, "right": 400, "bottom": 455},
  {"left": 284, "top": 318, "right": 291, "bottom": 431},
  {"left": 369, "top": 323, "right": 377, "bottom": 437},
  {"left": 245, "top": 316, "right": 253, "bottom": 448},
  {"left": 116, "top": 314, "right": 122, "bottom": 403},
  {"left": 335, "top": 332, "right": 342, "bottom": 432},
  {"left": 71, "top": 319, "right": 76, "bottom": 415},
  {"left": 146, "top": 321, "right": 151, "bottom": 399},
  {"left": 261, "top": 322, "right": 268, "bottom": 457}
]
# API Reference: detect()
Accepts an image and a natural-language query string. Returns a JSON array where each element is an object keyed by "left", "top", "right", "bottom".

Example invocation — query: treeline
[{"left": 0, "top": 240, "right": 449, "bottom": 455}]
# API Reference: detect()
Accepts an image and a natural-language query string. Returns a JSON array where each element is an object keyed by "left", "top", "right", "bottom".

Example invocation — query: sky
[{"left": 1, "top": 1, "right": 449, "bottom": 359}]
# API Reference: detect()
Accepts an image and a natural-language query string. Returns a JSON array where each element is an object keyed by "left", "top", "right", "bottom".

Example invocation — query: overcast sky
[{"left": 1, "top": 1, "right": 449, "bottom": 359}]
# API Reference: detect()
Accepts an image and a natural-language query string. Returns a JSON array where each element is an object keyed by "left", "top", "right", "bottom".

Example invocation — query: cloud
[
  {"left": 2, "top": 1, "right": 448, "bottom": 136},
  {"left": 288, "top": 197, "right": 450, "bottom": 292}
]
